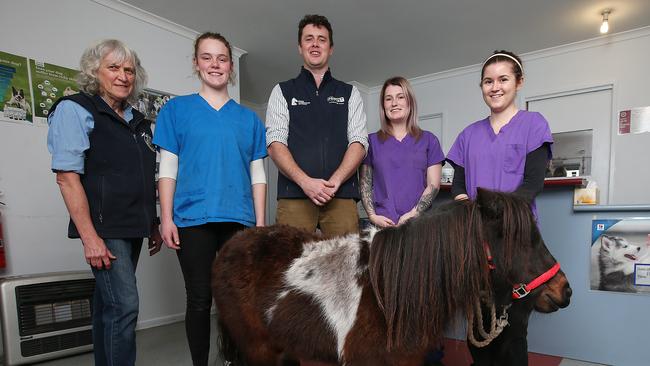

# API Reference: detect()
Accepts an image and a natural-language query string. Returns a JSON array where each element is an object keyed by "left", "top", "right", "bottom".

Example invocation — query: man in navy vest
[{"left": 266, "top": 14, "right": 368, "bottom": 236}]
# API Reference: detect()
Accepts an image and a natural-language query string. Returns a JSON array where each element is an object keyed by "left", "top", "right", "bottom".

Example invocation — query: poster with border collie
[{"left": 591, "top": 219, "right": 650, "bottom": 294}]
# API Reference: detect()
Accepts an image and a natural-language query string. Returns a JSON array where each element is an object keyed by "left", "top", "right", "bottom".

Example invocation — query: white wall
[{"left": 0, "top": 0, "right": 244, "bottom": 329}]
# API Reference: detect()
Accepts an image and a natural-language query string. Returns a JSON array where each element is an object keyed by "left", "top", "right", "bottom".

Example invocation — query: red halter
[
  {"left": 511, "top": 262, "right": 561, "bottom": 299},
  {"left": 483, "top": 243, "right": 561, "bottom": 300}
]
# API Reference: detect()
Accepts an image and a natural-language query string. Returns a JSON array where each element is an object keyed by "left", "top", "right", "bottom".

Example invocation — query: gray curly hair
[{"left": 76, "top": 39, "right": 147, "bottom": 105}]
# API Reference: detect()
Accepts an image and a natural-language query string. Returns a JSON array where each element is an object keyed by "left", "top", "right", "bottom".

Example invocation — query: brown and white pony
[{"left": 212, "top": 189, "right": 572, "bottom": 366}]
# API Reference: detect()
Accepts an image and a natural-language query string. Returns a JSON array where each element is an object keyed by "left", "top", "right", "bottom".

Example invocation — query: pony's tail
[{"left": 217, "top": 319, "right": 247, "bottom": 366}]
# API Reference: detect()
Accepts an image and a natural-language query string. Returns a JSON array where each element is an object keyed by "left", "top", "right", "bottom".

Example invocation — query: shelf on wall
[
  {"left": 543, "top": 177, "right": 587, "bottom": 187},
  {"left": 439, "top": 177, "right": 587, "bottom": 191}
]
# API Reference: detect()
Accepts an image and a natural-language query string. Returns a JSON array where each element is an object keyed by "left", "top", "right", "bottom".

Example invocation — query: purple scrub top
[
  {"left": 363, "top": 130, "right": 445, "bottom": 223},
  {"left": 446, "top": 110, "right": 553, "bottom": 215}
]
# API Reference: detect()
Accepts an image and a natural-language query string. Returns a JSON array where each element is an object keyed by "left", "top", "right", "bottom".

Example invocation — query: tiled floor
[{"left": 32, "top": 321, "right": 608, "bottom": 366}]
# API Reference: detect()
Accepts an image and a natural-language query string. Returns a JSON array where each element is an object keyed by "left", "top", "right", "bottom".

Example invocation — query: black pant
[{"left": 177, "top": 222, "right": 245, "bottom": 366}]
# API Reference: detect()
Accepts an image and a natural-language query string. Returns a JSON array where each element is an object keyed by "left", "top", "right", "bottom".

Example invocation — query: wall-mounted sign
[{"left": 618, "top": 106, "right": 650, "bottom": 135}]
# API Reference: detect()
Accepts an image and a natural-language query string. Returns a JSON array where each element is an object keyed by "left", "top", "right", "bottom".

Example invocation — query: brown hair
[
  {"left": 480, "top": 50, "right": 523, "bottom": 83},
  {"left": 298, "top": 14, "right": 333, "bottom": 46},
  {"left": 378, "top": 76, "right": 422, "bottom": 141},
  {"left": 193, "top": 32, "right": 236, "bottom": 85}
]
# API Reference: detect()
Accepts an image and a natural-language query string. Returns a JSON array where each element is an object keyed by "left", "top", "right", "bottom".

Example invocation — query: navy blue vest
[
  {"left": 50, "top": 93, "right": 157, "bottom": 239},
  {"left": 277, "top": 68, "right": 359, "bottom": 199}
]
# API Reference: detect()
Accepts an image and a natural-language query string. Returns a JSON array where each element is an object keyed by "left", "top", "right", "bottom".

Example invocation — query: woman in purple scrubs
[
  {"left": 447, "top": 50, "right": 552, "bottom": 216},
  {"left": 360, "top": 76, "right": 445, "bottom": 228},
  {"left": 447, "top": 50, "right": 554, "bottom": 366}
]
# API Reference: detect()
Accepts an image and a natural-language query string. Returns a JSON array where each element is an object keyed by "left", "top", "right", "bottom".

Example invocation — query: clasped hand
[{"left": 300, "top": 177, "right": 338, "bottom": 206}]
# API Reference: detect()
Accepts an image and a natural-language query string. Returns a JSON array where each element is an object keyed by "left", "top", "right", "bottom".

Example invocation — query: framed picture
[
  {"left": 591, "top": 218, "right": 650, "bottom": 294},
  {"left": 134, "top": 88, "right": 174, "bottom": 122}
]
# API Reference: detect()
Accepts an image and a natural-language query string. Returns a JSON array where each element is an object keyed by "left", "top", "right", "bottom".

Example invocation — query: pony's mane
[{"left": 368, "top": 191, "right": 535, "bottom": 351}]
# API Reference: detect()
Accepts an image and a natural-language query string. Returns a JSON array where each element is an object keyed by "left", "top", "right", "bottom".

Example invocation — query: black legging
[{"left": 177, "top": 222, "right": 245, "bottom": 366}]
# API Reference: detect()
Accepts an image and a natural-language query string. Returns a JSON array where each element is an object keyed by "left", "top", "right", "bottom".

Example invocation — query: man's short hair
[{"left": 298, "top": 14, "right": 333, "bottom": 46}]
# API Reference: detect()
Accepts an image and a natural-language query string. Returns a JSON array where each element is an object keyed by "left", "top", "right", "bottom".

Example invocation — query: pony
[{"left": 212, "top": 189, "right": 572, "bottom": 365}]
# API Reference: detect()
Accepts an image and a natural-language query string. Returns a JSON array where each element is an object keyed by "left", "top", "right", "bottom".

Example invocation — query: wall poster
[
  {"left": 591, "top": 218, "right": 650, "bottom": 294},
  {"left": 135, "top": 88, "right": 174, "bottom": 122},
  {"left": 29, "top": 59, "right": 79, "bottom": 125},
  {"left": 0, "top": 51, "right": 33, "bottom": 123}
]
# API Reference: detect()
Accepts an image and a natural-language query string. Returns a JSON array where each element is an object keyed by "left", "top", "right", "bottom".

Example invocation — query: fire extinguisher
[{"left": 0, "top": 201, "right": 6, "bottom": 269}]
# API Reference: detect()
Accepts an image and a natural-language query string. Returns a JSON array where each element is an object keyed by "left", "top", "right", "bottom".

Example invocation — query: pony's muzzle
[{"left": 534, "top": 271, "right": 571, "bottom": 312}]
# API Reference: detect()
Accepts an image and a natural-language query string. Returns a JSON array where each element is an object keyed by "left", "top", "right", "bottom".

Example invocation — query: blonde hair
[
  {"left": 77, "top": 39, "right": 147, "bottom": 105},
  {"left": 378, "top": 76, "right": 421, "bottom": 141}
]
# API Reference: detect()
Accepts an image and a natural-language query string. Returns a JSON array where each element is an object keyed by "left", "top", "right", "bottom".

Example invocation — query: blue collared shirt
[{"left": 47, "top": 100, "right": 133, "bottom": 174}]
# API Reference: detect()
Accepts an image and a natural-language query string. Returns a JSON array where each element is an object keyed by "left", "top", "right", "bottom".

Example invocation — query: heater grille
[
  {"left": 20, "top": 329, "right": 93, "bottom": 357},
  {"left": 1, "top": 272, "right": 95, "bottom": 365},
  {"left": 16, "top": 279, "right": 94, "bottom": 336}
]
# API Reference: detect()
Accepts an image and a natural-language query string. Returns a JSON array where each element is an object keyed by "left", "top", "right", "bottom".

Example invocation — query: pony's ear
[{"left": 476, "top": 188, "right": 503, "bottom": 220}]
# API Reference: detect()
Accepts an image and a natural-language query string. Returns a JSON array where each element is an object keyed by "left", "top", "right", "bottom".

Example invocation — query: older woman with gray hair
[{"left": 47, "top": 39, "right": 161, "bottom": 366}]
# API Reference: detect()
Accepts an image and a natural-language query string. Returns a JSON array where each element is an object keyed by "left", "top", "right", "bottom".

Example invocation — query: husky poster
[
  {"left": 29, "top": 60, "right": 79, "bottom": 125},
  {"left": 591, "top": 218, "right": 650, "bottom": 294},
  {"left": 0, "top": 51, "right": 33, "bottom": 123}
]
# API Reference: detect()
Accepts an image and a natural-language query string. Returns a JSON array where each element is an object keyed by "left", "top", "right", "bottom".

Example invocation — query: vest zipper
[
  {"left": 134, "top": 128, "right": 151, "bottom": 234},
  {"left": 316, "top": 88, "right": 325, "bottom": 176},
  {"left": 99, "top": 175, "right": 105, "bottom": 224}
]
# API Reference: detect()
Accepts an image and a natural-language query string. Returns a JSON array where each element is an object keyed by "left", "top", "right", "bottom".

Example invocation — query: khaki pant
[{"left": 276, "top": 198, "right": 359, "bottom": 236}]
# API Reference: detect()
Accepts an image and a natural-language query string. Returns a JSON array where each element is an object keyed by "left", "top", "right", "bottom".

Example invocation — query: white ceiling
[{"left": 123, "top": 0, "right": 650, "bottom": 104}]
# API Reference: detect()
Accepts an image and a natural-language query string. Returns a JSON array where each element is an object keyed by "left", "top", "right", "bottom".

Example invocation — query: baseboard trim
[{"left": 136, "top": 313, "right": 185, "bottom": 330}]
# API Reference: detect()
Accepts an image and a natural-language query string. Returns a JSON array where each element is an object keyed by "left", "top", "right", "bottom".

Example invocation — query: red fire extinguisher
[{"left": 0, "top": 201, "right": 6, "bottom": 269}]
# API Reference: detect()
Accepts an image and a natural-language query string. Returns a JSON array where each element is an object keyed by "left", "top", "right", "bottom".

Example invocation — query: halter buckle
[{"left": 512, "top": 284, "right": 530, "bottom": 299}]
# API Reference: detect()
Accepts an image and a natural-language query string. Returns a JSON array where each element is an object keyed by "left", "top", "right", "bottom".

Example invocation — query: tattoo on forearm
[
  {"left": 360, "top": 165, "right": 376, "bottom": 216},
  {"left": 416, "top": 186, "right": 439, "bottom": 213}
]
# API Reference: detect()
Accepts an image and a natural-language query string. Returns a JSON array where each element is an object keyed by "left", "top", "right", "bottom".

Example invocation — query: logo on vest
[
  {"left": 141, "top": 131, "right": 156, "bottom": 153},
  {"left": 291, "top": 97, "right": 310, "bottom": 106},
  {"left": 327, "top": 96, "right": 345, "bottom": 105}
]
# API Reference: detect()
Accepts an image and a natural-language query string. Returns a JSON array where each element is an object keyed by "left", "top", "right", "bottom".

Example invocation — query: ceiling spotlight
[{"left": 600, "top": 10, "right": 611, "bottom": 34}]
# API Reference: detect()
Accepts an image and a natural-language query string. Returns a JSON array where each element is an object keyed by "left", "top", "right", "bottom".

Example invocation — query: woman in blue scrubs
[{"left": 153, "top": 32, "right": 267, "bottom": 366}]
